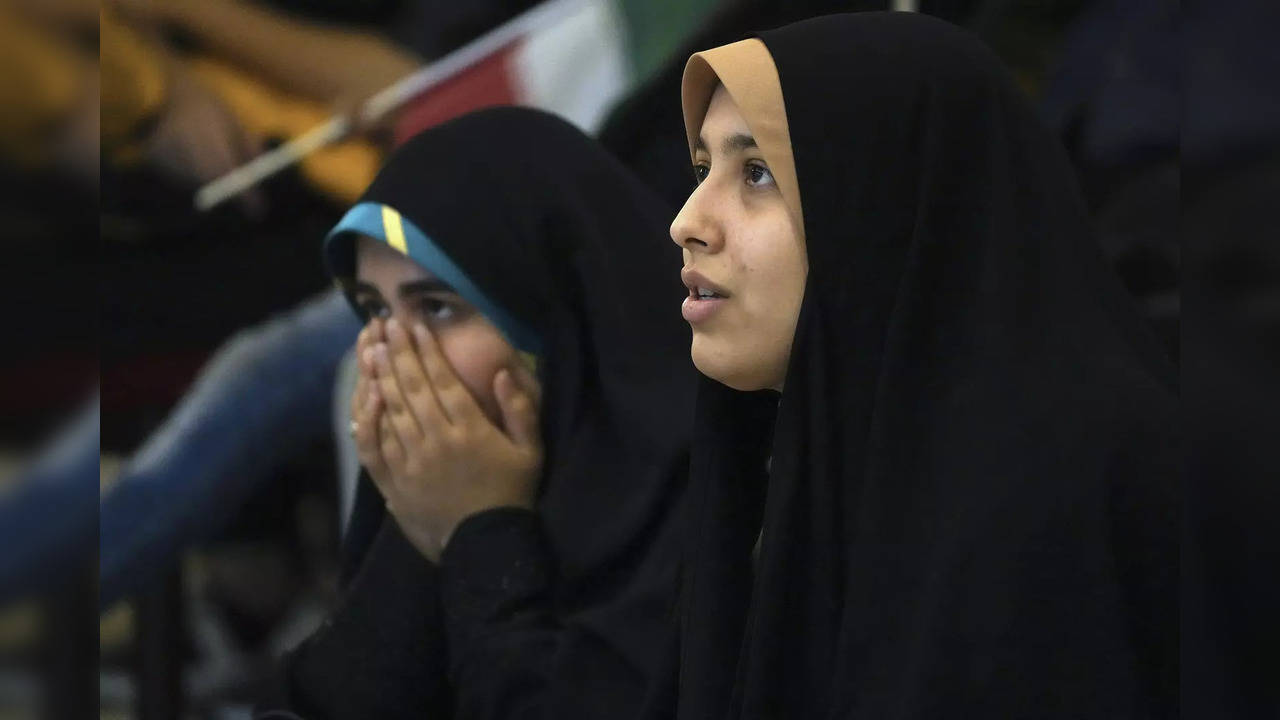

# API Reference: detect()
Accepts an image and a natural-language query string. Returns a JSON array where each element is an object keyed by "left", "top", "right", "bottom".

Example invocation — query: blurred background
[{"left": 0, "top": 0, "right": 1271, "bottom": 717}]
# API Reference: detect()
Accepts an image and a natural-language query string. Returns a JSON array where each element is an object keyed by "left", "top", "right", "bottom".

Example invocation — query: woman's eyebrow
[
  {"left": 694, "top": 133, "right": 759, "bottom": 156},
  {"left": 350, "top": 281, "right": 381, "bottom": 297},
  {"left": 397, "top": 279, "right": 453, "bottom": 297},
  {"left": 721, "top": 133, "right": 758, "bottom": 155}
]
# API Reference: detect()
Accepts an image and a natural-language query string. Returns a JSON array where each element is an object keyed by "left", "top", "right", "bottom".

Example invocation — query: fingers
[
  {"left": 385, "top": 318, "right": 450, "bottom": 429},
  {"left": 352, "top": 321, "right": 380, "bottom": 419},
  {"left": 371, "top": 342, "right": 427, "bottom": 452},
  {"left": 357, "top": 319, "right": 382, "bottom": 378},
  {"left": 494, "top": 368, "right": 540, "bottom": 449},
  {"left": 410, "top": 321, "right": 484, "bottom": 425},
  {"left": 353, "top": 371, "right": 389, "bottom": 487},
  {"left": 377, "top": 408, "right": 407, "bottom": 481},
  {"left": 510, "top": 358, "right": 542, "bottom": 412},
  {"left": 352, "top": 325, "right": 369, "bottom": 407},
  {"left": 352, "top": 372, "right": 367, "bottom": 423},
  {"left": 359, "top": 318, "right": 384, "bottom": 353}
]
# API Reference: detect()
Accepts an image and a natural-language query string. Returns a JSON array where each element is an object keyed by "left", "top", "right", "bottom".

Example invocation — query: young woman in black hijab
[
  {"left": 666, "top": 12, "right": 1178, "bottom": 719},
  {"left": 257, "top": 107, "right": 696, "bottom": 719}
]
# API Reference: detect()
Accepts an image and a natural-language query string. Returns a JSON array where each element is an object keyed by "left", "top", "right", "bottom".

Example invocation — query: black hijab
[
  {"left": 675, "top": 13, "right": 1178, "bottom": 719},
  {"left": 310, "top": 107, "right": 696, "bottom": 717}
]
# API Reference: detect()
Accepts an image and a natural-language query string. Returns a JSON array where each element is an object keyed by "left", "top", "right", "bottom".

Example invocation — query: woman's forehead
[
  {"left": 699, "top": 87, "right": 754, "bottom": 151},
  {"left": 354, "top": 234, "right": 438, "bottom": 283}
]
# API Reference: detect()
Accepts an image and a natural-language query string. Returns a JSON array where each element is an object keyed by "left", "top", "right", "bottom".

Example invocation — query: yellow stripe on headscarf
[{"left": 381, "top": 205, "right": 408, "bottom": 255}]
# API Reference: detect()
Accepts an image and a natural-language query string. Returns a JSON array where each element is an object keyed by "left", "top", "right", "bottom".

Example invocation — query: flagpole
[{"left": 194, "top": 0, "right": 589, "bottom": 212}]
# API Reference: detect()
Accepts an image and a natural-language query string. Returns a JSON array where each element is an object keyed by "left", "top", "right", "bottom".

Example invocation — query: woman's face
[
  {"left": 670, "top": 84, "right": 807, "bottom": 392},
  {"left": 352, "top": 236, "right": 520, "bottom": 425}
]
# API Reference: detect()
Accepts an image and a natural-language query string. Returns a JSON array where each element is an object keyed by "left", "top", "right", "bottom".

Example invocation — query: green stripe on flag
[{"left": 616, "top": 0, "right": 724, "bottom": 83}]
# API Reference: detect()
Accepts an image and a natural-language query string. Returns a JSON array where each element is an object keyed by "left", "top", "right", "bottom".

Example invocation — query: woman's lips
[
  {"left": 682, "top": 294, "right": 726, "bottom": 323},
  {"left": 680, "top": 267, "right": 731, "bottom": 324}
]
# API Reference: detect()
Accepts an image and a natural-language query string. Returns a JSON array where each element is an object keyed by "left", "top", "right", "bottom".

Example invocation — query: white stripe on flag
[{"left": 513, "top": 0, "right": 630, "bottom": 134}]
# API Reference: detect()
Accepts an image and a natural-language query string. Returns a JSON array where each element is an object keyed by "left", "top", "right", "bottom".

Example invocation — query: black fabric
[
  {"left": 1183, "top": 158, "right": 1280, "bottom": 717},
  {"left": 336, "top": 470, "right": 388, "bottom": 588},
  {"left": 270, "top": 518, "right": 453, "bottom": 719},
  {"left": 437, "top": 507, "right": 555, "bottom": 718},
  {"left": 261, "top": 107, "right": 695, "bottom": 719},
  {"left": 673, "top": 13, "right": 1178, "bottom": 720}
]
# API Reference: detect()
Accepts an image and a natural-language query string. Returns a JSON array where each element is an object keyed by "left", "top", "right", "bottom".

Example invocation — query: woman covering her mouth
[
  {"left": 260, "top": 107, "right": 697, "bottom": 720},
  {"left": 665, "top": 12, "right": 1178, "bottom": 719}
]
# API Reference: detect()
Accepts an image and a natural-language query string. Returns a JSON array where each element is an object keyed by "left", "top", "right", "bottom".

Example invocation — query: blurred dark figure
[
  {"left": 1040, "top": 0, "right": 1179, "bottom": 361},
  {"left": 0, "top": 4, "right": 100, "bottom": 718},
  {"left": 1184, "top": 158, "right": 1280, "bottom": 718},
  {"left": 1184, "top": 0, "right": 1280, "bottom": 169},
  {"left": 0, "top": 0, "right": 98, "bottom": 447},
  {"left": 1183, "top": 1, "right": 1280, "bottom": 714}
]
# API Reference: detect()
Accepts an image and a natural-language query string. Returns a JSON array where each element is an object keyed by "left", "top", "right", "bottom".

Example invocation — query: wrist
[
  {"left": 440, "top": 506, "right": 538, "bottom": 564},
  {"left": 439, "top": 502, "right": 531, "bottom": 556},
  {"left": 396, "top": 520, "right": 444, "bottom": 565}
]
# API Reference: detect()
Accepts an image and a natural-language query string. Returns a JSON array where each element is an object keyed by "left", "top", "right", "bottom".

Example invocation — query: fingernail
[
  {"left": 363, "top": 347, "right": 376, "bottom": 367},
  {"left": 374, "top": 343, "right": 388, "bottom": 363},
  {"left": 414, "top": 323, "right": 431, "bottom": 343},
  {"left": 386, "top": 317, "right": 400, "bottom": 335}
]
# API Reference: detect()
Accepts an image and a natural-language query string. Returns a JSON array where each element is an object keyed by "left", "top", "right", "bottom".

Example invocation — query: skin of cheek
[
  {"left": 434, "top": 317, "right": 522, "bottom": 427},
  {"left": 692, "top": 201, "right": 806, "bottom": 392},
  {"left": 752, "top": 208, "right": 806, "bottom": 391}
]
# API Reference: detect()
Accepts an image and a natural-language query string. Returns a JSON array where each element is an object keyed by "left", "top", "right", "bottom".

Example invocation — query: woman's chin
[{"left": 691, "top": 339, "right": 776, "bottom": 392}]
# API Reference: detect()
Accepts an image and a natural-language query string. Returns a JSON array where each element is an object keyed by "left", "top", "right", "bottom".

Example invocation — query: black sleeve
[
  {"left": 439, "top": 507, "right": 655, "bottom": 720},
  {"left": 255, "top": 520, "right": 453, "bottom": 719}
]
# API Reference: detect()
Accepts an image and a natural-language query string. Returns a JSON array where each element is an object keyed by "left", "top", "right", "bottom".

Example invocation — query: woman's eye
[
  {"left": 693, "top": 164, "right": 710, "bottom": 183},
  {"left": 358, "top": 300, "right": 389, "bottom": 320},
  {"left": 745, "top": 162, "right": 774, "bottom": 188},
  {"left": 418, "top": 297, "right": 458, "bottom": 322}
]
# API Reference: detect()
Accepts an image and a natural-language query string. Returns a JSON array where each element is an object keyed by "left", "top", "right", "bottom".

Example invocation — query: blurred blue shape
[
  {"left": 98, "top": 289, "right": 359, "bottom": 610},
  {"left": 0, "top": 395, "right": 99, "bottom": 605}
]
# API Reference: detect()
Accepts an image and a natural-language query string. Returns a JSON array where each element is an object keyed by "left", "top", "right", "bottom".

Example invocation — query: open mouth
[
  {"left": 681, "top": 268, "right": 730, "bottom": 323},
  {"left": 682, "top": 284, "right": 729, "bottom": 323},
  {"left": 691, "top": 287, "right": 727, "bottom": 300}
]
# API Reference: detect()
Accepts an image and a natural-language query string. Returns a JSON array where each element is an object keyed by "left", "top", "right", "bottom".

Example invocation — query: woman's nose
[{"left": 670, "top": 184, "right": 724, "bottom": 254}]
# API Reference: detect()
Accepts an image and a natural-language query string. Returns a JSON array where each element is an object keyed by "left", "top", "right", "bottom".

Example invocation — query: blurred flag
[
  {"left": 392, "top": 0, "right": 717, "bottom": 144},
  {"left": 193, "top": 0, "right": 722, "bottom": 210}
]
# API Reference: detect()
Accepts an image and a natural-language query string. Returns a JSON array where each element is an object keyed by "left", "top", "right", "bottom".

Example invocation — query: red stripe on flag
[{"left": 392, "top": 41, "right": 523, "bottom": 148}]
